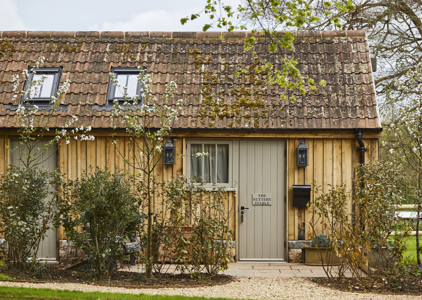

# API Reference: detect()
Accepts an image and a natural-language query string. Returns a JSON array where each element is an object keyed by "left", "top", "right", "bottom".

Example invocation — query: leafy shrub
[
  {"left": 149, "top": 176, "right": 233, "bottom": 277},
  {"left": 309, "top": 160, "right": 410, "bottom": 286},
  {"left": 311, "top": 234, "right": 331, "bottom": 248},
  {"left": 0, "top": 166, "right": 60, "bottom": 271},
  {"left": 59, "top": 168, "right": 144, "bottom": 279},
  {"left": 309, "top": 184, "right": 350, "bottom": 278}
]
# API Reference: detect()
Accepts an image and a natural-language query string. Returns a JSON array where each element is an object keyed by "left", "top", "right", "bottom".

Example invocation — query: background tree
[
  {"left": 303, "top": 0, "right": 422, "bottom": 114},
  {"left": 382, "top": 63, "right": 422, "bottom": 265},
  {"left": 182, "top": 0, "right": 355, "bottom": 101}
]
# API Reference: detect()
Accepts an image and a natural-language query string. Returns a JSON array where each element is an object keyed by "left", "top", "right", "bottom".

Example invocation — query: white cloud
[
  {"left": 95, "top": 8, "right": 209, "bottom": 32},
  {"left": 0, "top": 0, "right": 26, "bottom": 30}
]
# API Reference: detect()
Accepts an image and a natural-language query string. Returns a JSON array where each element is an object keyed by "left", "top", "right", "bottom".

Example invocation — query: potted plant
[{"left": 303, "top": 234, "right": 341, "bottom": 266}]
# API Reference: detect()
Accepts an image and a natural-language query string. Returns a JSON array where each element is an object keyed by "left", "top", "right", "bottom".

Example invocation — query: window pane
[
  {"left": 217, "top": 144, "right": 229, "bottom": 183},
  {"left": 204, "top": 144, "right": 216, "bottom": 183},
  {"left": 190, "top": 144, "right": 203, "bottom": 182},
  {"left": 114, "top": 74, "right": 128, "bottom": 98},
  {"left": 32, "top": 74, "right": 54, "bottom": 98},
  {"left": 126, "top": 74, "right": 138, "bottom": 98}
]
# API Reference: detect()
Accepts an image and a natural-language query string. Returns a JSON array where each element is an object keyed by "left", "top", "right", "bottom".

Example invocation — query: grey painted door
[
  {"left": 238, "top": 139, "right": 285, "bottom": 260},
  {"left": 10, "top": 140, "right": 58, "bottom": 261}
]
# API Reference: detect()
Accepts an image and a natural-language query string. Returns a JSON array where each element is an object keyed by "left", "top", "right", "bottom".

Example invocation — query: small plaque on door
[{"left": 252, "top": 193, "right": 272, "bottom": 206}]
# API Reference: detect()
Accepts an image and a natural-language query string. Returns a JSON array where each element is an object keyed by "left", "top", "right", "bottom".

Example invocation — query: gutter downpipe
[
  {"left": 355, "top": 129, "right": 367, "bottom": 229},
  {"left": 357, "top": 129, "right": 366, "bottom": 165}
]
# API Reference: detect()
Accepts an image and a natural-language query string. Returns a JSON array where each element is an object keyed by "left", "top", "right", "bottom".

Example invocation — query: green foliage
[
  {"left": 180, "top": 0, "right": 354, "bottom": 101},
  {"left": 0, "top": 273, "right": 12, "bottom": 280},
  {"left": 382, "top": 63, "right": 422, "bottom": 264},
  {"left": 150, "top": 176, "right": 234, "bottom": 277},
  {"left": 110, "top": 69, "right": 181, "bottom": 278},
  {"left": 309, "top": 183, "right": 350, "bottom": 278},
  {"left": 0, "top": 166, "right": 60, "bottom": 271},
  {"left": 343, "top": 161, "right": 410, "bottom": 287},
  {"left": 309, "top": 161, "right": 410, "bottom": 285},
  {"left": 188, "top": 185, "right": 233, "bottom": 276},
  {"left": 311, "top": 234, "right": 331, "bottom": 248},
  {"left": 59, "top": 168, "right": 144, "bottom": 280}
]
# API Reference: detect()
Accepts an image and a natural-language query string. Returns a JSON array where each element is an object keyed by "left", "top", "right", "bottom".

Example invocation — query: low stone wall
[{"left": 288, "top": 240, "right": 312, "bottom": 263}]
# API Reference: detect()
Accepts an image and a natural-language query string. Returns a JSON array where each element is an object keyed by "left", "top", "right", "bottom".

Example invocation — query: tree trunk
[
  {"left": 145, "top": 172, "right": 152, "bottom": 278},
  {"left": 417, "top": 172, "right": 421, "bottom": 265}
]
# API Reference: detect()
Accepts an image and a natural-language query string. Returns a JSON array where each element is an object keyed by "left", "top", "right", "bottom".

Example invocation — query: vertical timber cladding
[
  {"left": 287, "top": 137, "right": 379, "bottom": 241},
  {"left": 238, "top": 139, "right": 286, "bottom": 260}
]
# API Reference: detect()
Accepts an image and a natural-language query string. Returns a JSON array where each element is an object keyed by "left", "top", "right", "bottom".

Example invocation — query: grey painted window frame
[
  {"left": 22, "top": 67, "right": 63, "bottom": 106},
  {"left": 186, "top": 139, "right": 233, "bottom": 188},
  {"left": 106, "top": 67, "right": 142, "bottom": 106}
]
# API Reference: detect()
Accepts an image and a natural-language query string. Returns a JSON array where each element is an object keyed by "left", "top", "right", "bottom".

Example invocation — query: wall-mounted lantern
[
  {"left": 296, "top": 140, "right": 308, "bottom": 167},
  {"left": 163, "top": 139, "right": 175, "bottom": 165}
]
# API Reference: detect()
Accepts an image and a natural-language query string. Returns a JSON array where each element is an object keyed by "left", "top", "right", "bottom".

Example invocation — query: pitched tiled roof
[{"left": 0, "top": 30, "right": 380, "bottom": 130}]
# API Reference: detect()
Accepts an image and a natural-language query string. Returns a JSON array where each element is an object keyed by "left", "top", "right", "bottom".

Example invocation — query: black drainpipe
[
  {"left": 355, "top": 129, "right": 367, "bottom": 229},
  {"left": 356, "top": 129, "right": 366, "bottom": 165}
]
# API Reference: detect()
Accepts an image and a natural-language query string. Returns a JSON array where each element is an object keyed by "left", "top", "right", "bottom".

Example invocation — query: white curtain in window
[
  {"left": 217, "top": 144, "right": 229, "bottom": 183},
  {"left": 204, "top": 144, "right": 216, "bottom": 182},
  {"left": 190, "top": 143, "right": 229, "bottom": 183},
  {"left": 190, "top": 144, "right": 202, "bottom": 182}
]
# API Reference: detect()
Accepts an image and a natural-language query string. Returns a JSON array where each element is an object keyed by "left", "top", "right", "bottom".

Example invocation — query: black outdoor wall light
[
  {"left": 296, "top": 140, "right": 308, "bottom": 167},
  {"left": 163, "top": 138, "right": 176, "bottom": 165}
]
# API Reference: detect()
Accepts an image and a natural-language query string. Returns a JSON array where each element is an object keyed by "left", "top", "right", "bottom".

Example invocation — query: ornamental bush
[
  {"left": 59, "top": 168, "right": 144, "bottom": 280},
  {"left": 149, "top": 175, "right": 234, "bottom": 277},
  {"left": 0, "top": 166, "right": 60, "bottom": 271}
]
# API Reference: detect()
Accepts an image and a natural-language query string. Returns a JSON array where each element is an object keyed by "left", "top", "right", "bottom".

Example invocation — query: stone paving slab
[{"left": 122, "top": 262, "right": 338, "bottom": 278}]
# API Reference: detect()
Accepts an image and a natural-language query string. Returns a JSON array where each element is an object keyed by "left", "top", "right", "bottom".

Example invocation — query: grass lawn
[
  {"left": 0, "top": 287, "right": 239, "bottom": 300},
  {"left": 403, "top": 236, "right": 422, "bottom": 264}
]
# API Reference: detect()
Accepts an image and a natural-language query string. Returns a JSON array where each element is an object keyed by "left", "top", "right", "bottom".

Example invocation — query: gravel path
[{"left": 1, "top": 277, "right": 421, "bottom": 299}]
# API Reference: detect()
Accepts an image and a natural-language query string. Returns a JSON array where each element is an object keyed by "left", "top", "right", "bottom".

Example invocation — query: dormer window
[
  {"left": 107, "top": 68, "right": 141, "bottom": 105},
  {"left": 22, "top": 67, "right": 62, "bottom": 105}
]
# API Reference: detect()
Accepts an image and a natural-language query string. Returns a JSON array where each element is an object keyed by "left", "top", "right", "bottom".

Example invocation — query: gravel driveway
[{"left": 1, "top": 277, "right": 421, "bottom": 299}]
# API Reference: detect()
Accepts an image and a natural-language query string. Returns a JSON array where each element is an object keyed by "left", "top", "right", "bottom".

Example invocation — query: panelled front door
[
  {"left": 10, "top": 140, "right": 58, "bottom": 261},
  {"left": 238, "top": 139, "right": 285, "bottom": 260}
]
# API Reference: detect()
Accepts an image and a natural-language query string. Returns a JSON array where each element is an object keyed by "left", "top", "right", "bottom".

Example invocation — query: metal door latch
[{"left": 240, "top": 206, "right": 249, "bottom": 223}]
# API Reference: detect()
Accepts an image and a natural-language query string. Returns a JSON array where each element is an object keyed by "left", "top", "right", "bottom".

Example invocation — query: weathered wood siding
[
  {"left": 1, "top": 132, "right": 378, "bottom": 246},
  {"left": 287, "top": 138, "right": 379, "bottom": 241},
  {"left": 57, "top": 136, "right": 236, "bottom": 240}
]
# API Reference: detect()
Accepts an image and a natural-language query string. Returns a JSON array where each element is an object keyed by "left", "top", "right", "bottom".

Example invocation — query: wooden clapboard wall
[
  {"left": 287, "top": 137, "right": 379, "bottom": 241},
  {"left": 0, "top": 132, "right": 377, "bottom": 244},
  {"left": 57, "top": 135, "right": 236, "bottom": 240},
  {"left": 0, "top": 135, "right": 9, "bottom": 175}
]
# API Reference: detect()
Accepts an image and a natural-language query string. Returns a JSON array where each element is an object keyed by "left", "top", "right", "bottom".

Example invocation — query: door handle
[{"left": 240, "top": 206, "right": 249, "bottom": 223}]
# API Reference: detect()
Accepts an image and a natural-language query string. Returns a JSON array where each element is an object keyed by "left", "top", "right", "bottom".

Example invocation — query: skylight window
[
  {"left": 107, "top": 68, "right": 142, "bottom": 105},
  {"left": 22, "top": 67, "right": 62, "bottom": 105}
]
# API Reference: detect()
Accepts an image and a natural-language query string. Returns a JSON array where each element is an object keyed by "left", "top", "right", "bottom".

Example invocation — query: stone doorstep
[{"left": 252, "top": 265, "right": 293, "bottom": 270}]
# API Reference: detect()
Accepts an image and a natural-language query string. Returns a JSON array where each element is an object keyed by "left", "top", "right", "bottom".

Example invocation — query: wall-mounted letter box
[{"left": 292, "top": 185, "right": 311, "bottom": 208}]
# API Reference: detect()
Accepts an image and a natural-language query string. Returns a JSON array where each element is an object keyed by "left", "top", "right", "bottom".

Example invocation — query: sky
[{"left": 0, "top": 0, "right": 241, "bottom": 32}]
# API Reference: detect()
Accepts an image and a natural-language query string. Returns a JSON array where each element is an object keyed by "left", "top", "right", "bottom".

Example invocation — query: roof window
[
  {"left": 107, "top": 67, "right": 142, "bottom": 105},
  {"left": 22, "top": 67, "right": 62, "bottom": 105}
]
